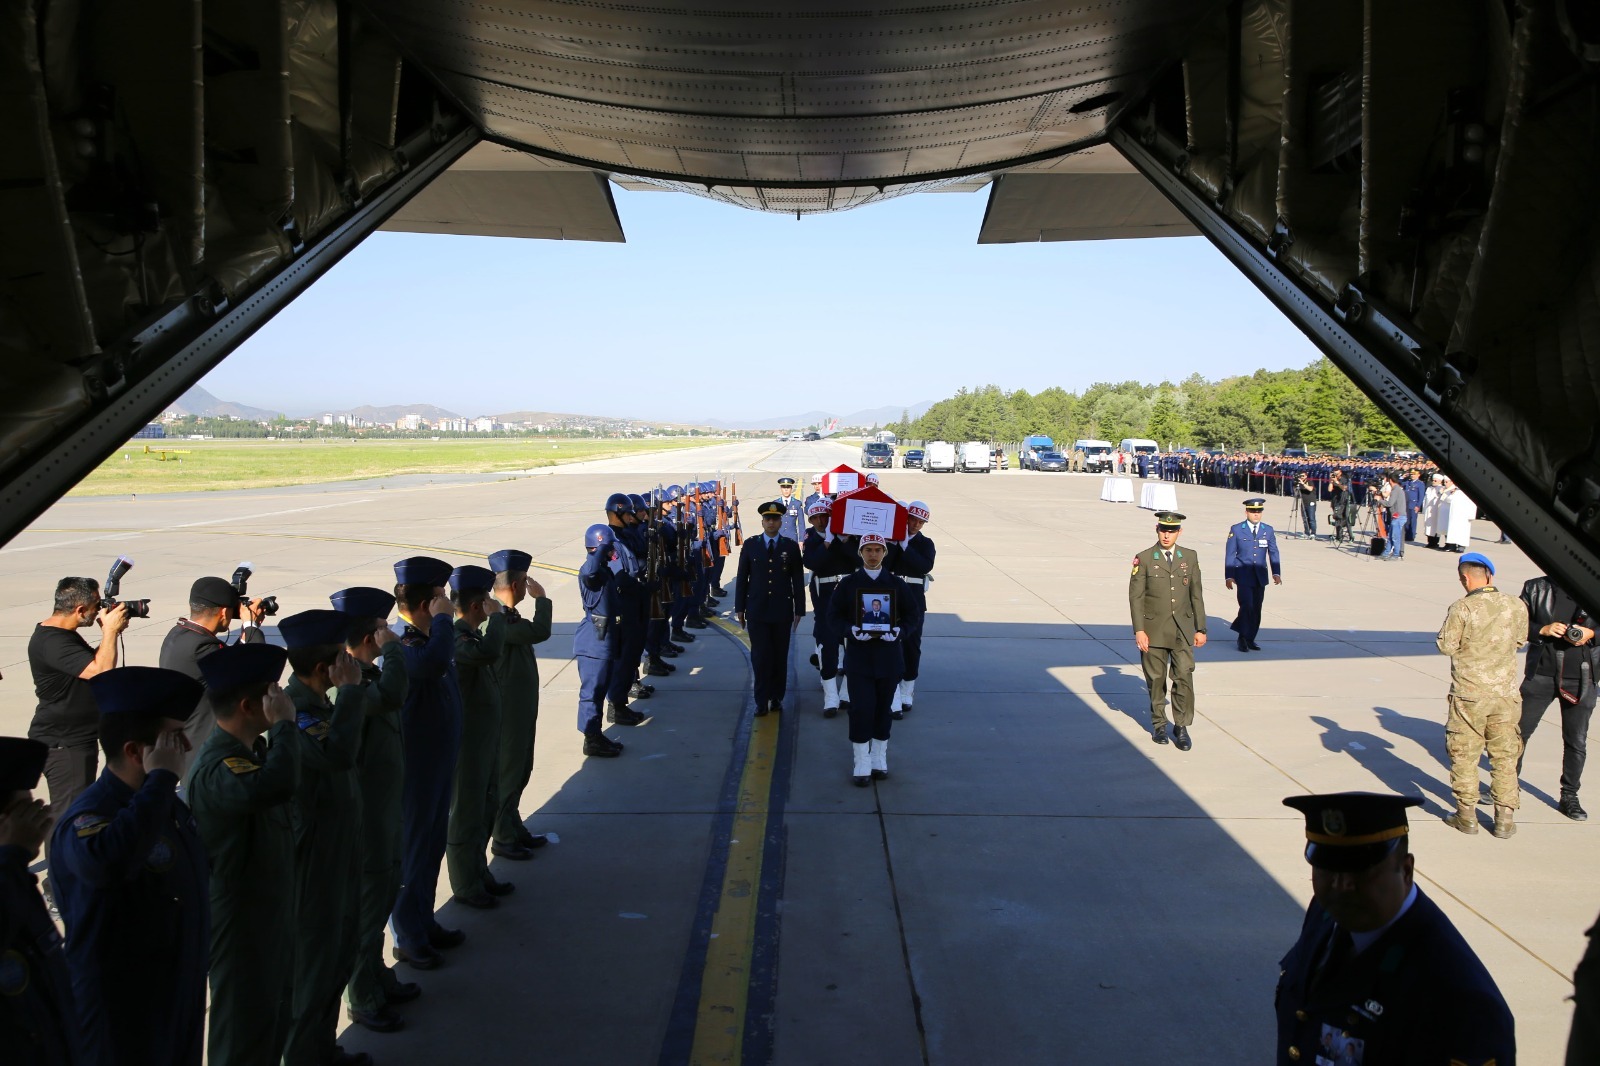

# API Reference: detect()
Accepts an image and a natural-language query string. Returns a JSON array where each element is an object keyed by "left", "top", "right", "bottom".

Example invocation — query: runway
[{"left": 0, "top": 438, "right": 1587, "bottom": 1063}]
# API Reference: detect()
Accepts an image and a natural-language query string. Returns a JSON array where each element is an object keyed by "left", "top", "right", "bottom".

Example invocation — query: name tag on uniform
[{"left": 1258, "top": 538, "right": 1269, "bottom": 548}]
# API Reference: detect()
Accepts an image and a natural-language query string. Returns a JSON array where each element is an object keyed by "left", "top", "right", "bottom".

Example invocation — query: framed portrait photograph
[{"left": 857, "top": 589, "right": 894, "bottom": 632}]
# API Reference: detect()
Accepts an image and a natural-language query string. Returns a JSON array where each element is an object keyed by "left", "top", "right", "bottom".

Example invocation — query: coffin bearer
[
  {"left": 888, "top": 501, "right": 935, "bottom": 718},
  {"left": 776, "top": 476, "right": 806, "bottom": 542},
  {"left": 736, "top": 500, "right": 807, "bottom": 716},
  {"left": 1275, "top": 792, "right": 1514, "bottom": 1064},
  {"left": 332, "top": 587, "right": 418, "bottom": 1033},
  {"left": 825, "top": 535, "right": 910, "bottom": 785},
  {"left": 802, "top": 500, "right": 854, "bottom": 718},
  {"left": 49, "top": 667, "right": 208, "bottom": 1065},
  {"left": 1129, "top": 512, "right": 1208, "bottom": 751},
  {"left": 488, "top": 550, "right": 554, "bottom": 859},
  {"left": 1224, "top": 498, "right": 1281, "bottom": 652}
]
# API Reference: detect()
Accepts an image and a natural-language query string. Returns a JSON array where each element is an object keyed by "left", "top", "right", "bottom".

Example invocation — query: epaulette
[
  {"left": 72, "top": 813, "right": 109, "bottom": 837},
  {"left": 222, "top": 756, "right": 261, "bottom": 775}
]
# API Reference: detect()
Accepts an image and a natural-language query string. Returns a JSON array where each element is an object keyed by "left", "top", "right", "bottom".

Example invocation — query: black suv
[
  {"left": 903, "top": 448, "right": 924, "bottom": 468},
  {"left": 861, "top": 442, "right": 893, "bottom": 468}
]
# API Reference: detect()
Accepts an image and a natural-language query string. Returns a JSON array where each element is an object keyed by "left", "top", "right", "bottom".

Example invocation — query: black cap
[
  {"left": 330, "top": 587, "right": 395, "bottom": 619},
  {"left": 198, "top": 643, "right": 288, "bottom": 693},
  {"left": 1243, "top": 498, "right": 1266, "bottom": 510},
  {"left": 1282, "top": 792, "right": 1423, "bottom": 872},
  {"left": 278, "top": 610, "right": 351, "bottom": 650},
  {"left": 394, "top": 556, "right": 452, "bottom": 586},
  {"left": 88, "top": 667, "right": 203, "bottom": 720},
  {"left": 757, "top": 500, "right": 785, "bottom": 518},
  {"left": 0, "top": 737, "right": 49, "bottom": 791},
  {"left": 190, "top": 576, "right": 241, "bottom": 610}
]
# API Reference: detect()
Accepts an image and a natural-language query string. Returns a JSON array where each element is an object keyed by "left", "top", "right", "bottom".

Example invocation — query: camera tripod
[
  {"left": 1354, "top": 499, "right": 1385, "bottom": 555},
  {"left": 1284, "top": 497, "right": 1305, "bottom": 538}
]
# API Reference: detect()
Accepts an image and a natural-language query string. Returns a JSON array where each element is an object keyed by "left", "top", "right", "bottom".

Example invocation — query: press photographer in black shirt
[
  {"left": 27, "top": 577, "right": 128, "bottom": 830},
  {"left": 158, "top": 575, "right": 269, "bottom": 761},
  {"left": 1519, "top": 575, "right": 1598, "bottom": 820}
]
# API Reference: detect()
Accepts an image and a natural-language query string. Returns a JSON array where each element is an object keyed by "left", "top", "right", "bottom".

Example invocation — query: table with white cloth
[
  {"left": 1139, "top": 483, "right": 1178, "bottom": 511},
  {"left": 1100, "top": 477, "right": 1134, "bottom": 503}
]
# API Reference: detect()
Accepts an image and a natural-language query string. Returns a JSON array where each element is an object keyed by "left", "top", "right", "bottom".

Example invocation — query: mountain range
[
  {"left": 164, "top": 386, "right": 283, "bottom": 422},
  {"left": 697, "top": 401, "right": 934, "bottom": 431}
]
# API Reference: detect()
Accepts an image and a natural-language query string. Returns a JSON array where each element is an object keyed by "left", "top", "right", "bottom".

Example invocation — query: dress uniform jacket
[
  {"left": 50, "top": 767, "right": 208, "bottom": 1065},
  {"left": 493, "top": 597, "right": 553, "bottom": 847},
  {"left": 736, "top": 534, "right": 806, "bottom": 708},
  {"left": 826, "top": 569, "right": 911, "bottom": 679},
  {"left": 347, "top": 650, "right": 409, "bottom": 1013},
  {"left": 187, "top": 719, "right": 301, "bottom": 1066},
  {"left": 777, "top": 496, "right": 805, "bottom": 542},
  {"left": 1225, "top": 520, "right": 1280, "bottom": 644},
  {"left": 158, "top": 621, "right": 265, "bottom": 756},
  {"left": 0, "top": 842, "right": 80, "bottom": 1064},
  {"left": 282, "top": 675, "right": 366, "bottom": 1063},
  {"left": 1275, "top": 888, "right": 1514, "bottom": 1065},
  {"left": 887, "top": 534, "right": 936, "bottom": 617},
  {"left": 1129, "top": 546, "right": 1207, "bottom": 649}
]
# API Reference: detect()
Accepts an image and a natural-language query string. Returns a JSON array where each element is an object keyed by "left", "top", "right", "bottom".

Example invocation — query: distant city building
[
  {"left": 133, "top": 423, "right": 165, "bottom": 439},
  {"left": 473, "top": 417, "right": 497, "bottom": 433}
]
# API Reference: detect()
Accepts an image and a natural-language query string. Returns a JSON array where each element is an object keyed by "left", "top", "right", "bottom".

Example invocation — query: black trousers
[
  {"left": 748, "top": 618, "right": 793, "bottom": 708},
  {"left": 846, "top": 673, "right": 898, "bottom": 743},
  {"left": 1520, "top": 671, "right": 1595, "bottom": 796}
]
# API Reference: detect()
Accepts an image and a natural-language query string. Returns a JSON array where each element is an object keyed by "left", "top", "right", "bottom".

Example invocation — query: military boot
[
  {"left": 1491, "top": 805, "right": 1516, "bottom": 839},
  {"left": 1443, "top": 802, "right": 1479, "bottom": 834},
  {"left": 607, "top": 702, "right": 647, "bottom": 726}
]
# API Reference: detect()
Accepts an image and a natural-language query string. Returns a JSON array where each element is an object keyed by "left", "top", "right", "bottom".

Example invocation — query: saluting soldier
[
  {"left": 736, "top": 500, "right": 807, "bottom": 716},
  {"left": 1224, "top": 498, "right": 1282, "bottom": 653},
  {"left": 1275, "top": 792, "right": 1514, "bottom": 1064},
  {"left": 776, "top": 476, "right": 805, "bottom": 542},
  {"left": 188, "top": 643, "right": 300, "bottom": 1066},
  {"left": 488, "top": 550, "right": 554, "bottom": 862},
  {"left": 50, "top": 668, "right": 207, "bottom": 1065},
  {"left": 331, "top": 587, "right": 418, "bottom": 1034},
  {"left": 0, "top": 736, "right": 83, "bottom": 1064},
  {"left": 278, "top": 610, "right": 368, "bottom": 1065},
  {"left": 1129, "top": 511, "right": 1208, "bottom": 750},
  {"left": 577, "top": 524, "right": 630, "bottom": 754},
  {"left": 887, "top": 501, "right": 935, "bottom": 719},
  {"left": 445, "top": 565, "right": 509, "bottom": 908},
  {"left": 802, "top": 500, "right": 854, "bottom": 717}
]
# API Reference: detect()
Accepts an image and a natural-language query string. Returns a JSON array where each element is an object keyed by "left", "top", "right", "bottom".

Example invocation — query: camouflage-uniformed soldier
[
  {"left": 187, "top": 643, "right": 300, "bottom": 1066},
  {"left": 278, "top": 610, "right": 367, "bottom": 1065},
  {"left": 1128, "top": 511, "right": 1208, "bottom": 750},
  {"left": 1435, "top": 552, "right": 1528, "bottom": 838},
  {"left": 487, "top": 550, "right": 554, "bottom": 861},
  {"left": 445, "top": 565, "right": 509, "bottom": 906}
]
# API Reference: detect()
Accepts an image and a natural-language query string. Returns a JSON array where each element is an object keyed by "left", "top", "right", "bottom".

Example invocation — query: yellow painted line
[{"left": 689, "top": 616, "right": 779, "bottom": 1065}]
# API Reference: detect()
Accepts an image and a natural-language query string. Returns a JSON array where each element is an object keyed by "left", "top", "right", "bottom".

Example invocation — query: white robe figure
[
  {"left": 1442, "top": 487, "right": 1475, "bottom": 549},
  {"left": 1422, "top": 484, "right": 1446, "bottom": 540}
]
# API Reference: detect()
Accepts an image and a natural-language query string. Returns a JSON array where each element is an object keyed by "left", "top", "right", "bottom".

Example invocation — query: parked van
[
  {"left": 959, "top": 441, "right": 991, "bottom": 473},
  {"left": 1072, "top": 439, "right": 1115, "bottom": 473},
  {"left": 924, "top": 440, "right": 956, "bottom": 472},
  {"left": 1118, "top": 438, "right": 1160, "bottom": 459}
]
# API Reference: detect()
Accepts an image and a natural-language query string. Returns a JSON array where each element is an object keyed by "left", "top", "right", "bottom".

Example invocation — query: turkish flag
[{"left": 828, "top": 485, "right": 908, "bottom": 540}]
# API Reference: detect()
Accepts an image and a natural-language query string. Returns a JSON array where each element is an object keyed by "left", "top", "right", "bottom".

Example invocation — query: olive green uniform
[
  {"left": 492, "top": 597, "right": 553, "bottom": 848},
  {"left": 345, "top": 651, "right": 409, "bottom": 1014},
  {"left": 187, "top": 720, "right": 301, "bottom": 1066},
  {"left": 283, "top": 675, "right": 366, "bottom": 1064},
  {"left": 1128, "top": 545, "right": 1208, "bottom": 728},
  {"left": 446, "top": 612, "right": 506, "bottom": 895},
  {"left": 1436, "top": 585, "right": 1528, "bottom": 807}
]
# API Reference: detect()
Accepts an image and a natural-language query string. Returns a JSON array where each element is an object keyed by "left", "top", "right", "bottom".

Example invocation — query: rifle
[
  {"left": 730, "top": 479, "right": 742, "bottom": 546},
  {"left": 646, "top": 485, "right": 666, "bottom": 620},
  {"left": 717, "top": 474, "right": 731, "bottom": 557},
  {"left": 675, "top": 498, "right": 693, "bottom": 598},
  {"left": 693, "top": 478, "right": 711, "bottom": 566}
]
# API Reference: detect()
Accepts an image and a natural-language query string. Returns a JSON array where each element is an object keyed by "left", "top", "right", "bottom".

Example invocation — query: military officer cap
[
  {"left": 489, "top": 549, "right": 532, "bottom": 574},
  {"left": 450, "top": 565, "right": 495, "bottom": 594},
  {"left": 805, "top": 499, "right": 831, "bottom": 518},
  {"left": 757, "top": 500, "right": 785, "bottom": 519},
  {"left": 1154, "top": 511, "right": 1185, "bottom": 531},
  {"left": 330, "top": 587, "right": 395, "bottom": 619},
  {"left": 777, "top": 476, "right": 796, "bottom": 488},
  {"left": 88, "top": 666, "right": 203, "bottom": 720},
  {"left": 198, "top": 642, "right": 288, "bottom": 692},
  {"left": 190, "top": 575, "right": 242, "bottom": 610},
  {"left": 278, "top": 609, "right": 352, "bottom": 649},
  {"left": 1243, "top": 498, "right": 1266, "bottom": 511},
  {"left": 1459, "top": 551, "right": 1495, "bottom": 575},
  {"left": 1282, "top": 792, "right": 1423, "bottom": 872},
  {"left": 0, "top": 736, "right": 49, "bottom": 791},
  {"left": 394, "top": 556, "right": 452, "bottom": 586}
]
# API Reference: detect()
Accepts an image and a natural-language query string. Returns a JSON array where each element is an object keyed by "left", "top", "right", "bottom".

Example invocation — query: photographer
[
  {"left": 1518, "top": 575, "right": 1598, "bottom": 821},
  {"left": 158, "top": 576, "right": 268, "bottom": 760},
  {"left": 1295, "top": 473, "right": 1317, "bottom": 539},
  {"left": 1328, "top": 472, "right": 1356, "bottom": 544},
  {"left": 28, "top": 577, "right": 129, "bottom": 822}
]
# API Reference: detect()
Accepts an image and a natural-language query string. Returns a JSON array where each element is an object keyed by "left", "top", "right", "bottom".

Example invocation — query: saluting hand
[
  {"left": 329, "top": 650, "right": 361, "bottom": 687},
  {"left": 525, "top": 577, "right": 547, "bottom": 598},
  {"left": 143, "top": 728, "right": 188, "bottom": 777},
  {"left": 264, "top": 683, "right": 296, "bottom": 724},
  {"left": 0, "top": 795, "right": 53, "bottom": 858}
]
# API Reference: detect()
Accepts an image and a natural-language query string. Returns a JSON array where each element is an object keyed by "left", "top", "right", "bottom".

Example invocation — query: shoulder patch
[
  {"left": 223, "top": 756, "right": 261, "bottom": 775},
  {"left": 1131, "top": 555, "right": 1141, "bottom": 575},
  {"left": 296, "top": 710, "right": 330, "bottom": 739},
  {"left": 72, "top": 813, "right": 109, "bottom": 838}
]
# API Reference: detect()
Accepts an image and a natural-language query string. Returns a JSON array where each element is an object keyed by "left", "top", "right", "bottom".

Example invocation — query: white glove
[
  {"left": 898, "top": 537, "right": 910, "bottom": 549},
  {"left": 880, "top": 627, "right": 899, "bottom": 643},
  {"left": 606, "top": 558, "right": 623, "bottom": 575},
  {"left": 824, "top": 530, "right": 834, "bottom": 543},
  {"left": 850, "top": 626, "right": 867, "bottom": 641}
]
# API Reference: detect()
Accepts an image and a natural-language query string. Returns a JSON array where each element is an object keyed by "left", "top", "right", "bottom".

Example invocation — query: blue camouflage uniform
[{"left": 576, "top": 540, "right": 625, "bottom": 735}]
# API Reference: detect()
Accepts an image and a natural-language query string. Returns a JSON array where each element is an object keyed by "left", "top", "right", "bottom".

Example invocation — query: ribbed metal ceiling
[{"left": 371, "top": 0, "right": 1208, "bottom": 207}]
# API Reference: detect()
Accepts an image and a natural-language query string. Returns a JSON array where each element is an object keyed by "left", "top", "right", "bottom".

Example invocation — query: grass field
[{"left": 71, "top": 437, "right": 724, "bottom": 496}]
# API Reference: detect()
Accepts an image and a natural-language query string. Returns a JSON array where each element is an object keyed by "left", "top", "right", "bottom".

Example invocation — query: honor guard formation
[{"left": 1, "top": 461, "right": 1596, "bottom": 1063}]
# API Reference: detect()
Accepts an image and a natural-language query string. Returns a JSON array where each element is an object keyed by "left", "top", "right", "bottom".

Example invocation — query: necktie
[
  {"left": 1312, "top": 928, "right": 1353, "bottom": 995},
  {"left": 1164, "top": 550, "right": 1173, "bottom": 563}
]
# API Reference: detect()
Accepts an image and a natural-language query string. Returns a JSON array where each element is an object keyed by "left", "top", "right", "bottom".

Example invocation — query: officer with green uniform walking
[
  {"left": 188, "top": 643, "right": 299, "bottom": 1066},
  {"left": 278, "top": 610, "right": 369, "bottom": 1065},
  {"left": 445, "top": 565, "right": 509, "bottom": 907},
  {"left": 486, "top": 550, "right": 554, "bottom": 861},
  {"left": 333, "top": 588, "right": 419, "bottom": 1034},
  {"left": 1129, "top": 511, "right": 1208, "bottom": 750}
]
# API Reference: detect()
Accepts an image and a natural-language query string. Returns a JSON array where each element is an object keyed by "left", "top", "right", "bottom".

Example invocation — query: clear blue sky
[{"left": 203, "top": 185, "right": 1325, "bottom": 424}]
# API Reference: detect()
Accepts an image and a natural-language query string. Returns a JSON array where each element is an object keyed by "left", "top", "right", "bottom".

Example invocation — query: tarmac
[{"left": 0, "top": 438, "right": 1588, "bottom": 1064}]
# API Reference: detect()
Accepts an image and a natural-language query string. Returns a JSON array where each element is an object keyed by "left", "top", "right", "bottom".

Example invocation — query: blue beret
[
  {"left": 88, "top": 666, "right": 203, "bottom": 719},
  {"left": 278, "top": 609, "right": 352, "bottom": 649},
  {"left": 1459, "top": 551, "right": 1495, "bottom": 575},
  {"left": 488, "top": 549, "right": 532, "bottom": 574},
  {"left": 198, "top": 642, "right": 288, "bottom": 692},
  {"left": 450, "top": 565, "right": 495, "bottom": 594},
  {"left": 330, "top": 587, "right": 394, "bottom": 619},
  {"left": 394, "top": 556, "right": 452, "bottom": 586},
  {"left": 0, "top": 737, "right": 49, "bottom": 791}
]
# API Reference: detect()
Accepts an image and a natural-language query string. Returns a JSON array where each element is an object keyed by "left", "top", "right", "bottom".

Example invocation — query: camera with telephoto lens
[
  {"left": 230, "top": 562, "right": 279, "bottom": 617},
  {"left": 101, "top": 556, "right": 152, "bottom": 618}
]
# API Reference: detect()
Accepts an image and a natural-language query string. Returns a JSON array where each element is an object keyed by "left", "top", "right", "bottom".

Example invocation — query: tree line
[{"left": 890, "top": 358, "right": 1410, "bottom": 454}]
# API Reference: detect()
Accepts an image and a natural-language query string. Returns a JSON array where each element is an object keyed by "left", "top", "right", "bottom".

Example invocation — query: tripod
[
  {"left": 1284, "top": 497, "right": 1304, "bottom": 537},
  {"left": 1356, "top": 499, "right": 1384, "bottom": 556}
]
